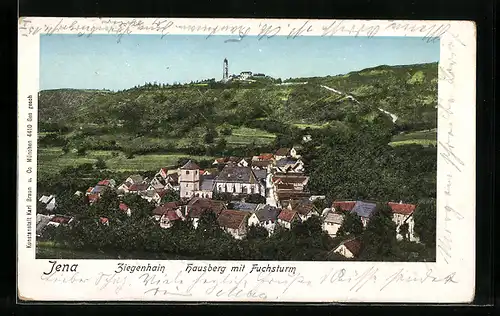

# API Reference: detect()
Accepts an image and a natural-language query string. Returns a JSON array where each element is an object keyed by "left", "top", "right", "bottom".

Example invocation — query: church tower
[
  {"left": 179, "top": 160, "right": 200, "bottom": 199},
  {"left": 223, "top": 58, "right": 229, "bottom": 81}
]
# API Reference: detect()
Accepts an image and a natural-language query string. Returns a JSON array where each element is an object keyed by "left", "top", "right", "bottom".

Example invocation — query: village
[{"left": 36, "top": 145, "right": 420, "bottom": 260}]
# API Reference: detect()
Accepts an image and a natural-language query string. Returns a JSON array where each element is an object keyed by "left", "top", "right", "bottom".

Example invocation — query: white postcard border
[{"left": 17, "top": 18, "right": 476, "bottom": 303}]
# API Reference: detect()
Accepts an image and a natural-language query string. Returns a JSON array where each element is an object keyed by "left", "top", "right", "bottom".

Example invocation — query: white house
[
  {"left": 388, "top": 202, "right": 419, "bottom": 242},
  {"left": 46, "top": 215, "right": 74, "bottom": 228},
  {"left": 237, "top": 158, "right": 251, "bottom": 167},
  {"left": 247, "top": 205, "right": 280, "bottom": 235},
  {"left": 213, "top": 163, "right": 263, "bottom": 196},
  {"left": 285, "top": 200, "right": 318, "bottom": 222},
  {"left": 322, "top": 211, "right": 344, "bottom": 237},
  {"left": 124, "top": 174, "right": 145, "bottom": 185},
  {"left": 36, "top": 214, "right": 54, "bottom": 237},
  {"left": 217, "top": 209, "right": 248, "bottom": 240},
  {"left": 39, "top": 195, "right": 56, "bottom": 212},
  {"left": 333, "top": 238, "right": 362, "bottom": 259},
  {"left": 274, "top": 147, "right": 300, "bottom": 160}
]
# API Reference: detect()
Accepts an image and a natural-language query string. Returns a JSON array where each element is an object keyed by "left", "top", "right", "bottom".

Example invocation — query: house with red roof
[
  {"left": 160, "top": 210, "right": 184, "bottom": 229},
  {"left": 388, "top": 201, "right": 418, "bottom": 242},
  {"left": 119, "top": 202, "right": 132, "bottom": 216},
  {"left": 333, "top": 237, "right": 362, "bottom": 259},
  {"left": 46, "top": 215, "right": 74, "bottom": 228},
  {"left": 277, "top": 209, "right": 299, "bottom": 229},
  {"left": 217, "top": 209, "right": 249, "bottom": 239},
  {"left": 99, "top": 217, "right": 110, "bottom": 226}
]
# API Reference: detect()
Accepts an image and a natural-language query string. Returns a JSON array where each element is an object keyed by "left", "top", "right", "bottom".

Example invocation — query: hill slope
[{"left": 38, "top": 62, "right": 438, "bottom": 135}]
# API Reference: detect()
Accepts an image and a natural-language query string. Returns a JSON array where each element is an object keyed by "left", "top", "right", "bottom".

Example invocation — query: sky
[{"left": 40, "top": 34, "right": 440, "bottom": 91}]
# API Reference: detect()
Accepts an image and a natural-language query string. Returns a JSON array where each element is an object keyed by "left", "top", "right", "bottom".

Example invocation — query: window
[
  {"left": 186, "top": 170, "right": 190, "bottom": 175},
  {"left": 195, "top": 170, "right": 198, "bottom": 175},
  {"left": 186, "top": 183, "right": 188, "bottom": 187}
]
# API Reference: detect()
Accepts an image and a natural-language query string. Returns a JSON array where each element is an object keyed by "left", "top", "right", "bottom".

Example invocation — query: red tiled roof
[
  {"left": 388, "top": 202, "right": 416, "bottom": 216},
  {"left": 342, "top": 238, "right": 362, "bottom": 257},
  {"left": 275, "top": 148, "right": 290, "bottom": 156},
  {"left": 119, "top": 203, "right": 129, "bottom": 212},
  {"left": 217, "top": 209, "right": 247, "bottom": 230},
  {"left": 100, "top": 217, "right": 109, "bottom": 224},
  {"left": 153, "top": 202, "right": 180, "bottom": 216},
  {"left": 51, "top": 216, "right": 72, "bottom": 224},
  {"left": 163, "top": 210, "right": 181, "bottom": 221},
  {"left": 277, "top": 209, "right": 297, "bottom": 222},
  {"left": 97, "top": 179, "right": 110, "bottom": 186},
  {"left": 333, "top": 201, "right": 357, "bottom": 212},
  {"left": 88, "top": 194, "right": 100, "bottom": 203},
  {"left": 258, "top": 153, "right": 274, "bottom": 160}
]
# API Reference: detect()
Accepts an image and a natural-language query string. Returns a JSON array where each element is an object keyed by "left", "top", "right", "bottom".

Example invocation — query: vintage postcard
[{"left": 17, "top": 18, "right": 476, "bottom": 303}]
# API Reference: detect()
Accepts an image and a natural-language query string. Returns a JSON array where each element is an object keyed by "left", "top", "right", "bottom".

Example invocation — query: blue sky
[{"left": 40, "top": 34, "right": 440, "bottom": 91}]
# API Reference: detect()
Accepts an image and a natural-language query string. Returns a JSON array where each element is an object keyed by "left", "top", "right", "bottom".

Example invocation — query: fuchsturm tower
[{"left": 223, "top": 58, "right": 229, "bottom": 81}]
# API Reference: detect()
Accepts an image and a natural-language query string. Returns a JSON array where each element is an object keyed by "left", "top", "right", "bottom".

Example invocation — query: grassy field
[
  {"left": 292, "top": 122, "right": 330, "bottom": 129},
  {"left": 389, "top": 129, "right": 437, "bottom": 147},
  {"left": 225, "top": 126, "right": 276, "bottom": 145},
  {"left": 37, "top": 147, "right": 214, "bottom": 176}
]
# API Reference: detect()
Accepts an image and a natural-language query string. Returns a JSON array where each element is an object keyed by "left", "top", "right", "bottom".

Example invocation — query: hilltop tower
[
  {"left": 179, "top": 160, "right": 200, "bottom": 199},
  {"left": 223, "top": 58, "right": 229, "bottom": 81}
]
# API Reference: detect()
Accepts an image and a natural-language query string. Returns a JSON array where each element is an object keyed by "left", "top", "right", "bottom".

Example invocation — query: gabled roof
[
  {"left": 275, "top": 148, "right": 291, "bottom": 156},
  {"left": 50, "top": 216, "right": 72, "bottom": 224},
  {"left": 100, "top": 217, "right": 109, "bottom": 224},
  {"left": 339, "top": 238, "right": 362, "bottom": 257},
  {"left": 325, "top": 212, "right": 344, "bottom": 224},
  {"left": 217, "top": 210, "right": 247, "bottom": 229},
  {"left": 153, "top": 202, "right": 180, "bottom": 216},
  {"left": 273, "top": 174, "right": 309, "bottom": 184},
  {"left": 275, "top": 158, "right": 298, "bottom": 167},
  {"left": 186, "top": 198, "right": 226, "bottom": 218},
  {"left": 91, "top": 185, "right": 107, "bottom": 193},
  {"left": 332, "top": 201, "right": 357, "bottom": 212},
  {"left": 388, "top": 202, "right": 416, "bottom": 216},
  {"left": 119, "top": 203, "right": 129, "bottom": 211},
  {"left": 251, "top": 160, "right": 273, "bottom": 168},
  {"left": 127, "top": 174, "right": 144, "bottom": 183},
  {"left": 351, "top": 201, "right": 377, "bottom": 218},
  {"left": 230, "top": 201, "right": 259, "bottom": 212},
  {"left": 87, "top": 194, "right": 100, "bottom": 203},
  {"left": 162, "top": 210, "right": 181, "bottom": 221},
  {"left": 128, "top": 183, "right": 150, "bottom": 192},
  {"left": 277, "top": 209, "right": 297, "bottom": 222},
  {"left": 97, "top": 179, "right": 111, "bottom": 186},
  {"left": 181, "top": 160, "right": 200, "bottom": 170},
  {"left": 255, "top": 205, "right": 280, "bottom": 222},
  {"left": 215, "top": 164, "right": 257, "bottom": 184},
  {"left": 255, "top": 153, "right": 274, "bottom": 160}
]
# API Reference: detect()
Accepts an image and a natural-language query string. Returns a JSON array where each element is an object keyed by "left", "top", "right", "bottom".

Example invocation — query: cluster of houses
[{"left": 36, "top": 146, "right": 420, "bottom": 259}]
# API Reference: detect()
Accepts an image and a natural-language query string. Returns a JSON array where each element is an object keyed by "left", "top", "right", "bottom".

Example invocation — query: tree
[
  {"left": 197, "top": 210, "right": 223, "bottom": 238},
  {"left": 122, "top": 194, "right": 156, "bottom": 219},
  {"left": 413, "top": 199, "right": 436, "bottom": 247},
  {"left": 246, "top": 225, "right": 269, "bottom": 240},
  {"left": 399, "top": 222, "right": 409, "bottom": 241},
  {"left": 160, "top": 190, "right": 180, "bottom": 204},
  {"left": 95, "top": 158, "right": 107, "bottom": 170},
  {"left": 337, "top": 211, "right": 364, "bottom": 237},
  {"left": 360, "top": 204, "right": 398, "bottom": 260},
  {"left": 245, "top": 194, "right": 266, "bottom": 204}
]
